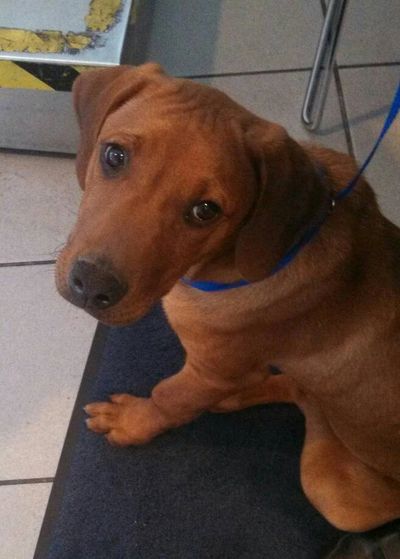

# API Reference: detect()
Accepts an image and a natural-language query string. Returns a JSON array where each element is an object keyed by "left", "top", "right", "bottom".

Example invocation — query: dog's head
[{"left": 56, "top": 63, "right": 329, "bottom": 325}]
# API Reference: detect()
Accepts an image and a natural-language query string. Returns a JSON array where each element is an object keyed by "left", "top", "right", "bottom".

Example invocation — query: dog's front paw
[{"left": 84, "top": 394, "right": 167, "bottom": 446}]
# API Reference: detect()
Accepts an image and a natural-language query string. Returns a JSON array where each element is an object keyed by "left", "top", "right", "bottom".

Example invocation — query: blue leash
[{"left": 182, "top": 81, "right": 400, "bottom": 293}]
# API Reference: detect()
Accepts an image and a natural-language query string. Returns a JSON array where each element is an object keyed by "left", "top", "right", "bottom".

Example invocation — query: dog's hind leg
[
  {"left": 213, "top": 377, "right": 400, "bottom": 533},
  {"left": 300, "top": 399, "right": 400, "bottom": 533}
]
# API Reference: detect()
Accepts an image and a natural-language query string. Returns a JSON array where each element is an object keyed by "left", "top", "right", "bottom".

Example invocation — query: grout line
[
  {"left": 0, "top": 260, "right": 56, "bottom": 268},
  {"left": 333, "top": 65, "right": 355, "bottom": 159},
  {"left": 0, "top": 477, "right": 54, "bottom": 486},
  {"left": 184, "top": 67, "right": 313, "bottom": 80},
  {"left": 338, "top": 61, "right": 400, "bottom": 70},
  {"left": 0, "top": 147, "right": 75, "bottom": 158},
  {"left": 183, "top": 61, "right": 399, "bottom": 81}
]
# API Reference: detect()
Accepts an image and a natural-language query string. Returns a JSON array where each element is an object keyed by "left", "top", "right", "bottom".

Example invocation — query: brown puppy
[{"left": 56, "top": 63, "right": 400, "bottom": 533}]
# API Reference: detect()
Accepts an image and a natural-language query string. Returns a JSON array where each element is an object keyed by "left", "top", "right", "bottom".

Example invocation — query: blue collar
[
  {"left": 181, "top": 193, "right": 335, "bottom": 292},
  {"left": 180, "top": 276, "right": 250, "bottom": 292},
  {"left": 181, "top": 81, "right": 400, "bottom": 293}
]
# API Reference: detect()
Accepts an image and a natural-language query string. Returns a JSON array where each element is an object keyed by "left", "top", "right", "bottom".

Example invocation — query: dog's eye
[
  {"left": 101, "top": 144, "right": 128, "bottom": 174},
  {"left": 187, "top": 201, "right": 222, "bottom": 224}
]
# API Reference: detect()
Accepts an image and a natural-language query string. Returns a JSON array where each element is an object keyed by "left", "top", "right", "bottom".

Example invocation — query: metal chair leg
[{"left": 302, "top": 0, "right": 348, "bottom": 131}]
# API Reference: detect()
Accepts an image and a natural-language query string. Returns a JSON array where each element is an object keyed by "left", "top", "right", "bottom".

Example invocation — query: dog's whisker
[
  {"left": 66, "top": 207, "right": 79, "bottom": 217},
  {"left": 49, "top": 242, "right": 67, "bottom": 257}
]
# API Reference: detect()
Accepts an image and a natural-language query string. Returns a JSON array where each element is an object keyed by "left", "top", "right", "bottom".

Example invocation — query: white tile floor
[
  {"left": 0, "top": 1, "right": 399, "bottom": 557},
  {"left": 0, "top": 483, "right": 52, "bottom": 559},
  {"left": 0, "top": 154, "right": 81, "bottom": 263}
]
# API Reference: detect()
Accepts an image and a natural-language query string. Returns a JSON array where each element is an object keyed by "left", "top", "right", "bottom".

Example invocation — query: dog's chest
[{"left": 163, "top": 283, "right": 270, "bottom": 334}]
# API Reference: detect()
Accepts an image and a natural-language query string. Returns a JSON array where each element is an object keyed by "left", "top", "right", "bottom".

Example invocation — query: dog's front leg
[{"left": 85, "top": 361, "right": 254, "bottom": 446}]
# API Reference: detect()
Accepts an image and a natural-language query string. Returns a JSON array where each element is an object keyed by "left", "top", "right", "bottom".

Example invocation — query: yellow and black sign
[
  {"left": 0, "top": 0, "right": 127, "bottom": 90},
  {"left": 0, "top": 61, "right": 93, "bottom": 91}
]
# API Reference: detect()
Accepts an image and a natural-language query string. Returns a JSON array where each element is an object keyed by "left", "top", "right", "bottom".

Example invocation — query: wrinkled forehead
[{"left": 99, "top": 85, "right": 243, "bottom": 167}]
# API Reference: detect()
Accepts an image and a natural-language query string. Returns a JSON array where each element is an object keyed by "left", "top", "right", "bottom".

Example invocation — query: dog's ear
[
  {"left": 235, "top": 121, "right": 330, "bottom": 281},
  {"left": 72, "top": 63, "right": 164, "bottom": 188}
]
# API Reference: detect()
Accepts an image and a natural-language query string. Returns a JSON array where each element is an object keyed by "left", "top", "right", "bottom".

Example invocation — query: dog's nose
[{"left": 68, "top": 258, "right": 127, "bottom": 310}]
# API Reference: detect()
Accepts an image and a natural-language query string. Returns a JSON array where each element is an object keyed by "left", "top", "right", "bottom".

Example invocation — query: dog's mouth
[{"left": 81, "top": 301, "right": 150, "bottom": 327}]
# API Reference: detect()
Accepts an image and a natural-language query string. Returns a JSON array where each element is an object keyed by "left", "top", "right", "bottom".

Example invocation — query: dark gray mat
[{"left": 36, "top": 304, "right": 342, "bottom": 558}]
